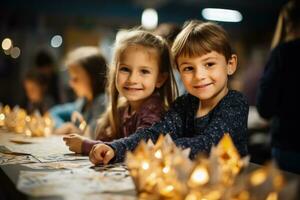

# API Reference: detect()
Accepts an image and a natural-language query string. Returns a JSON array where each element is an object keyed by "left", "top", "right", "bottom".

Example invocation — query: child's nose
[
  {"left": 194, "top": 67, "right": 207, "bottom": 80},
  {"left": 127, "top": 71, "right": 139, "bottom": 83}
]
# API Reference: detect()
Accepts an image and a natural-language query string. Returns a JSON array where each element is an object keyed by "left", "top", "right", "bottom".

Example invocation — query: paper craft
[
  {"left": 79, "top": 193, "right": 137, "bottom": 200},
  {"left": 92, "top": 163, "right": 128, "bottom": 172},
  {"left": 0, "top": 145, "right": 13, "bottom": 154},
  {"left": 34, "top": 153, "right": 89, "bottom": 163},
  {"left": 8, "top": 134, "right": 48, "bottom": 144},
  {"left": 1, "top": 133, "right": 89, "bottom": 163},
  {"left": 5, "top": 135, "right": 72, "bottom": 157},
  {"left": 17, "top": 167, "right": 135, "bottom": 197},
  {"left": 0, "top": 152, "right": 39, "bottom": 165},
  {"left": 22, "top": 160, "right": 92, "bottom": 170}
]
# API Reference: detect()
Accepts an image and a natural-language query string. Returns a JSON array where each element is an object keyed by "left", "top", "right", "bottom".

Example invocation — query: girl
[
  {"left": 23, "top": 69, "right": 54, "bottom": 115},
  {"left": 89, "top": 20, "right": 249, "bottom": 165},
  {"left": 63, "top": 29, "right": 178, "bottom": 154},
  {"left": 49, "top": 46, "right": 107, "bottom": 139}
]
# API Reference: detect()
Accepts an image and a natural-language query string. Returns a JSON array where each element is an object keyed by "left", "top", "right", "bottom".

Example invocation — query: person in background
[
  {"left": 34, "top": 49, "right": 61, "bottom": 104},
  {"left": 63, "top": 29, "right": 178, "bottom": 155},
  {"left": 256, "top": 0, "right": 300, "bottom": 174},
  {"left": 23, "top": 69, "right": 54, "bottom": 115},
  {"left": 49, "top": 46, "right": 107, "bottom": 139},
  {"left": 153, "top": 23, "right": 181, "bottom": 46},
  {"left": 89, "top": 20, "right": 249, "bottom": 165},
  {"left": 153, "top": 23, "right": 186, "bottom": 95}
]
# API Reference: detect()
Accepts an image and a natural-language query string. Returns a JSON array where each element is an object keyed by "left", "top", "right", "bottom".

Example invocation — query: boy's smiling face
[{"left": 177, "top": 51, "right": 237, "bottom": 104}]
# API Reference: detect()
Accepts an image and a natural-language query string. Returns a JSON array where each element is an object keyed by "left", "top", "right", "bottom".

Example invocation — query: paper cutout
[
  {"left": 0, "top": 152, "right": 39, "bottom": 165},
  {"left": 17, "top": 164, "right": 135, "bottom": 197},
  {"left": 22, "top": 160, "right": 92, "bottom": 170}
]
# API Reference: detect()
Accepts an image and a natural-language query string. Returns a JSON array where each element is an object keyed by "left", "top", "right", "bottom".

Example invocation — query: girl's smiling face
[{"left": 116, "top": 45, "right": 166, "bottom": 111}]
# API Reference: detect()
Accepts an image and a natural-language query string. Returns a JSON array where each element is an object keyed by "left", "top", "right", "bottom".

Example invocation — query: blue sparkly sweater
[{"left": 107, "top": 90, "right": 249, "bottom": 163}]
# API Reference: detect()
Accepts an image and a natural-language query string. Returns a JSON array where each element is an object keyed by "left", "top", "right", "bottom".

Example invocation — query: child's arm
[
  {"left": 256, "top": 48, "right": 281, "bottom": 119},
  {"left": 103, "top": 95, "right": 189, "bottom": 163},
  {"left": 81, "top": 139, "right": 103, "bottom": 155},
  {"left": 89, "top": 143, "right": 115, "bottom": 165},
  {"left": 174, "top": 92, "right": 249, "bottom": 158},
  {"left": 63, "top": 133, "right": 102, "bottom": 154},
  {"left": 63, "top": 134, "right": 86, "bottom": 153},
  {"left": 54, "top": 122, "right": 81, "bottom": 135},
  {"left": 49, "top": 100, "right": 82, "bottom": 128}
]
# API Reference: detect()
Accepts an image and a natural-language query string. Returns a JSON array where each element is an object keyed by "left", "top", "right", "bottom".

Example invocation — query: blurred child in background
[
  {"left": 50, "top": 46, "right": 107, "bottom": 139},
  {"left": 23, "top": 69, "right": 54, "bottom": 115},
  {"left": 153, "top": 23, "right": 185, "bottom": 95},
  {"left": 34, "top": 49, "right": 62, "bottom": 104}
]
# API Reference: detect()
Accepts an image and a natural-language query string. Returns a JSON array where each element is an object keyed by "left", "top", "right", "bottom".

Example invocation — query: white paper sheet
[{"left": 17, "top": 165, "right": 135, "bottom": 197}]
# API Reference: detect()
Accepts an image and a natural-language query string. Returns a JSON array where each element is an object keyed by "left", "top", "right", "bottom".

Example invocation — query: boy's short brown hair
[{"left": 172, "top": 20, "right": 233, "bottom": 66}]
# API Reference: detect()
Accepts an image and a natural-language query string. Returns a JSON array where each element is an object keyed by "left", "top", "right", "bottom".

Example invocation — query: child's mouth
[{"left": 194, "top": 83, "right": 212, "bottom": 89}]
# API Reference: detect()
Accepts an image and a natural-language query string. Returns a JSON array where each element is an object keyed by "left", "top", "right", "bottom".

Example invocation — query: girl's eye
[
  {"left": 119, "top": 66, "right": 130, "bottom": 72},
  {"left": 205, "top": 62, "right": 215, "bottom": 68},
  {"left": 182, "top": 66, "right": 194, "bottom": 72},
  {"left": 141, "top": 69, "right": 150, "bottom": 74}
]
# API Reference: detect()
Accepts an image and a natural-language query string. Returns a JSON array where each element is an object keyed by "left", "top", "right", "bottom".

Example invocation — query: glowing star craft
[
  {"left": 4, "top": 106, "right": 27, "bottom": 133},
  {"left": 126, "top": 134, "right": 290, "bottom": 200},
  {"left": 25, "top": 112, "right": 54, "bottom": 137},
  {"left": 0, "top": 104, "right": 54, "bottom": 137}
]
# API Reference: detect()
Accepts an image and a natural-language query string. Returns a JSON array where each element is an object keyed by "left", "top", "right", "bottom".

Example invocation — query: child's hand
[
  {"left": 54, "top": 123, "right": 81, "bottom": 135},
  {"left": 63, "top": 134, "right": 85, "bottom": 153},
  {"left": 89, "top": 143, "right": 115, "bottom": 165}
]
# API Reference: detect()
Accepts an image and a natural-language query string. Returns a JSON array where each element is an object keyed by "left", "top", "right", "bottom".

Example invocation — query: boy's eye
[
  {"left": 205, "top": 62, "right": 215, "bottom": 68},
  {"left": 119, "top": 66, "right": 130, "bottom": 72},
  {"left": 141, "top": 69, "right": 150, "bottom": 74}
]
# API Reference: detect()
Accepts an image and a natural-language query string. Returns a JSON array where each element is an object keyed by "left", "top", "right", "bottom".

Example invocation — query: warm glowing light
[
  {"left": 185, "top": 193, "right": 198, "bottom": 200},
  {"left": 202, "top": 8, "right": 243, "bottom": 22},
  {"left": 4, "top": 105, "right": 11, "bottom": 114},
  {"left": 274, "top": 175, "right": 284, "bottom": 189},
  {"left": 162, "top": 166, "right": 170, "bottom": 174},
  {"left": 204, "top": 190, "right": 221, "bottom": 200},
  {"left": 0, "top": 113, "right": 5, "bottom": 121},
  {"left": 236, "top": 191, "right": 250, "bottom": 200},
  {"left": 250, "top": 169, "right": 267, "bottom": 186},
  {"left": 25, "top": 116, "right": 31, "bottom": 122},
  {"left": 142, "top": 161, "right": 149, "bottom": 170},
  {"left": 2, "top": 38, "right": 13, "bottom": 50},
  {"left": 141, "top": 8, "right": 158, "bottom": 30},
  {"left": 155, "top": 149, "right": 162, "bottom": 159},
  {"left": 266, "top": 192, "right": 278, "bottom": 200},
  {"left": 79, "top": 121, "right": 87, "bottom": 131},
  {"left": 164, "top": 185, "right": 174, "bottom": 193},
  {"left": 51, "top": 35, "right": 63, "bottom": 48},
  {"left": 190, "top": 166, "right": 209, "bottom": 185},
  {"left": 10, "top": 47, "right": 21, "bottom": 59},
  {"left": 126, "top": 134, "right": 285, "bottom": 200}
]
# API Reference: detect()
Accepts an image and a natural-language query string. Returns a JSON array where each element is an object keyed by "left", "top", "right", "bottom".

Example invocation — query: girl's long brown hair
[{"left": 96, "top": 29, "right": 178, "bottom": 141}]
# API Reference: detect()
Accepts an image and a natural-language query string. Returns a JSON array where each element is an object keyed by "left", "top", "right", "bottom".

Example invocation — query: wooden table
[
  {"left": 1, "top": 129, "right": 299, "bottom": 200},
  {"left": 0, "top": 130, "right": 136, "bottom": 200}
]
